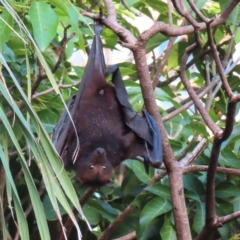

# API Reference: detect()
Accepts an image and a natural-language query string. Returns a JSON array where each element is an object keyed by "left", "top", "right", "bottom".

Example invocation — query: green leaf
[
  {"left": 160, "top": 218, "right": 177, "bottom": 240},
  {"left": 37, "top": 109, "right": 59, "bottom": 133},
  {"left": 193, "top": 202, "right": 205, "bottom": 234},
  {"left": 122, "top": 170, "right": 143, "bottom": 196},
  {"left": 146, "top": 33, "right": 167, "bottom": 53},
  {"left": 0, "top": 107, "right": 51, "bottom": 240},
  {"left": 29, "top": 1, "right": 59, "bottom": 51},
  {"left": 137, "top": 197, "right": 172, "bottom": 238},
  {"left": 43, "top": 195, "right": 67, "bottom": 221},
  {"left": 184, "top": 190, "right": 201, "bottom": 202},
  {"left": 216, "top": 183, "right": 240, "bottom": 199},
  {"left": 184, "top": 0, "right": 208, "bottom": 12},
  {"left": 0, "top": 10, "right": 14, "bottom": 46},
  {"left": 0, "top": 53, "right": 83, "bottom": 237},
  {"left": 86, "top": 199, "right": 118, "bottom": 222},
  {"left": 145, "top": 183, "right": 171, "bottom": 200},
  {"left": 127, "top": 0, "right": 142, "bottom": 7},
  {"left": 109, "top": 215, "right": 138, "bottom": 239},
  {"left": 184, "top": 119, "right": 209, "bottom": 136},
  {"left": 83, "top": 205, "right": 101, "bottom": 225},
  {"left": 124, "top": 160, "right": 152, "bottom": 183},
  {"left": 222, "top": 123, "right": 240, "bottom": 150},
  {"left": 0, "top": 146, "right": 29, "bottom": 240},
  {"left": 231, "top": 196, "right": 240, "bottom": 212},
  {"left": 183, "top": 173, "right": 205, "bottom": 197},
  {"left": 132, "top": 193, "right": 154, "bottom": 208},
  {"left": 48, "top": 0, "right": 68, "bottom": 15},
  {"left": 140, "top": 218, "right": 163, "bottom": 240},
  {"left": 168, "top": 42, "right": 189, "bottom": 69},
  {"left": 219, "top": 0, "right": 238, "bottom": 25},
  {"left": 217, "top": 223, "right": 231, "bottom": 240},
  {"left": 220, "top": 149, "right": 240, "bottom": 168}
]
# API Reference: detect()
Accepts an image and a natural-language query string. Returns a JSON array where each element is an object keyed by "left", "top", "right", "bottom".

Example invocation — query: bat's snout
[{"left": 96, "top": 147, "right": 105, "bottom": 156}]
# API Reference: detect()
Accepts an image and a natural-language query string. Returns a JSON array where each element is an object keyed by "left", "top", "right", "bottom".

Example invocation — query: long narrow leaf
[
  {"left": 0, "top": 147, "right": 29, "bottom": 240},
  {"left": 0, "top": 58, "right": 84, "bottom": 237},
  {"left": 0, "top": 108, "right": 51, "bottom": 240},
  {"left": 0, "top": 2, "right": 83, "bottom": 216}
]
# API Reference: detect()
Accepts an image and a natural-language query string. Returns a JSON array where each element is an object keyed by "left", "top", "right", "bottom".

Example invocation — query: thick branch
[
  {"left": 133, "top": 47, "right": 191, "bottom": 239},
  {"left": 172, "top": 0, "right": 201, "bottom": 28},
  {"left": 140, "top": 0, "right": 240, "bottom": 42},
  {"left": 197, "top": 102, "right": 238, "bottom": 240},
  {"left": 81, "top": 0, "right": 136, "bottom": 47}
]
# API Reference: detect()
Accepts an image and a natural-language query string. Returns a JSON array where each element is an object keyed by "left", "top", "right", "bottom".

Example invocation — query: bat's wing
[
  {"left": 105, "top": 66, "right": 163, "bottom": 166},
  {"left": 53, "top": 23, "right": 106, "bottom": 157},
  {"left": 52, "top": 95, "right": 76, "bottom": 163}
]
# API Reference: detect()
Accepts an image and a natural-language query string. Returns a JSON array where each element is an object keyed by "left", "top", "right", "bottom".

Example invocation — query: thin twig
[
  {"left": 163, "top": 77, "right": 219, "bottom": 122},
  {"left": 120, "top": 0, "right": 140, "bottom": 16},
  {"left": 179, "top": 43, "right": 222, "bottom": 136},
  {"left": 179, "top": 139, "right": 207, "bottom": 166},
  {"left": 206, "top": 20, "right": 233, "bottom": 99},
  {"left": 157, "top": 35, "right": 231, "bottom": 88}
]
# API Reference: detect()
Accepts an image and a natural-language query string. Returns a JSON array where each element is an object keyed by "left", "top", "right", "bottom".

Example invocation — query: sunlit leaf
[
  {"left": 29, "top": 1, "right": 59, "bottom": 51},
  {"left": 0, "top": 10, "right": 14, "bottom": 46}
]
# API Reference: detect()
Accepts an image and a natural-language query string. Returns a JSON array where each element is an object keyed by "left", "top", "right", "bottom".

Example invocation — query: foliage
[{"left": 0, "top": 0, "right": 240, "bottom": 240}]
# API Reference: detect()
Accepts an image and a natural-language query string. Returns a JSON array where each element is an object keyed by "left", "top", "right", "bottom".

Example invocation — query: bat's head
[{"left": 76, "top": 147, "right": 114, "bottom": 186}]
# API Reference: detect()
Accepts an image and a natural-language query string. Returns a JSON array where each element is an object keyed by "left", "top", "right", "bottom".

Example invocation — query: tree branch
[
  {"left": 179, "top": 43, "right": 222, "bottom": 135},
  {"left": 206, "top": 21, "right": 233, "bottom": 99},
  {"left": 196, "top": 97, "right": 238, "bottom": 240},
  {"left": 157, "top": 34, "right": 231, "bottom": 88},
  {"left": 179, "top": 138, "right": 207, "bottom": 166},
  {"left": 139, "top": 0, "right": 239, "bottom": 42},
  {"left": 163, "top": 77, "right": 219, "bottom": 122}
]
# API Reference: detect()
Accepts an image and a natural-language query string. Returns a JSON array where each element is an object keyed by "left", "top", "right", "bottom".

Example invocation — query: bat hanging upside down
[{"left": 52, "top": 23, "right": 162, "bottom": 186}]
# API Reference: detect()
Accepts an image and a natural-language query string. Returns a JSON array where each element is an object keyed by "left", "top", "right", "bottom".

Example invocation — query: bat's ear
[{"left": 104, "top": 65, "right": 118, "bottom": 78}]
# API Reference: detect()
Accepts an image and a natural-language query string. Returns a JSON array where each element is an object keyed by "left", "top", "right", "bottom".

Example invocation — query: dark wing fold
[
  {"left": 105, "top": 65, "right": 163, "bottom": 165},
  {"left": 52, "top": 95, "right": 76, "bottom": 157},
  {"left": 142, "top": 109, "right": 162, "bottom": 165}
]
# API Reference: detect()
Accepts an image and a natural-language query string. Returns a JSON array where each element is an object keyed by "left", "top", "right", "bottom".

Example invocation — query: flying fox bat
[{"left": 52, "top": 23, "right": 162, "bottom": 186}]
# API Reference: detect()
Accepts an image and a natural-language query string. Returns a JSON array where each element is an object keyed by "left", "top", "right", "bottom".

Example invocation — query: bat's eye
[
  {"left": 102, "top": 165, "right": 107, "bottom": 170},
  {"left": 99, "top": 89, "right": 104, "bottom": 95},
  {"left": 89, "top": 165, "right": 95, "bottom": 170}
]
